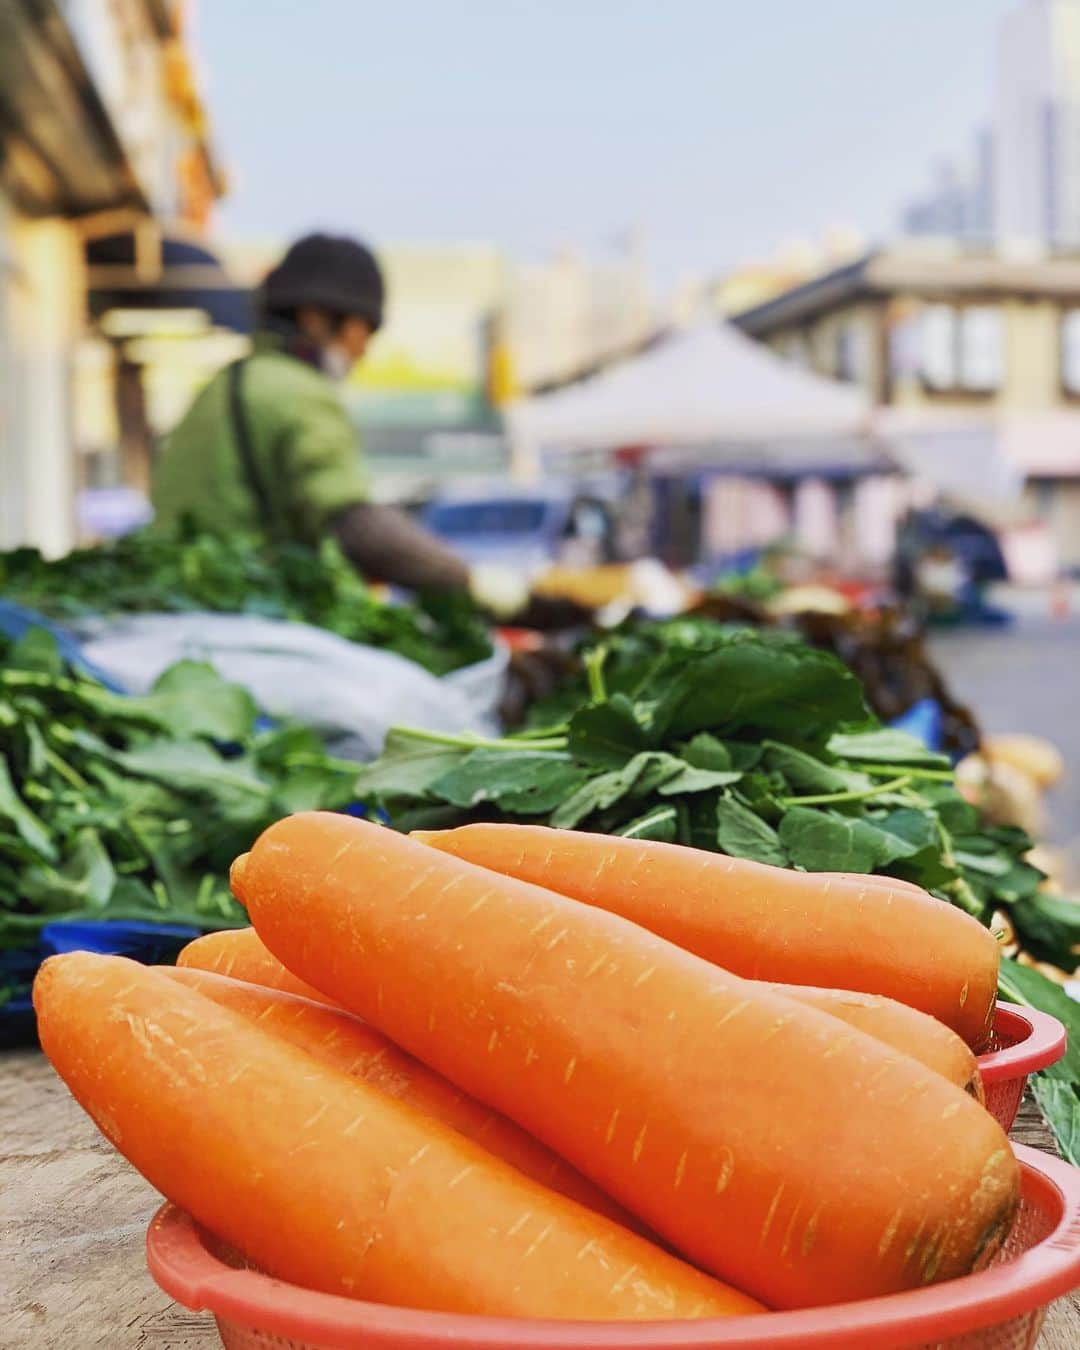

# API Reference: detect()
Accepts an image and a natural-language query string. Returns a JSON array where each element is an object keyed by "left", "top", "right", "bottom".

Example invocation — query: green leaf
[
  {"left": 826, "top": 729, "right": 950, "bottom": 768},
  {"left": 1009, "top": 893, "right": 1080, "bottom": 973},
  {"left": 21, "top": 829, "right": 117, "bottom": 912},
  {"left": 0, "top": 755, "right": 56, "bottom": 861},
  {"left": 566, "top": 695, "right": 649, "bottom": 768},
  {"left": 763, "top": 741, "right": 871, "bottom": 795},
  {"left": 998, "top": 957, "right": 1080, "bottom": 1165},
  {"left": 777, "top": 807, "right": 919, "bottom": 873},
  {"left": 550, "top": 753, "right": 685, "bottom": 830},
  {"left": 10, "top": 627, "right": 64, "bottom": 675},
  {"left": 273, "top": 766, "right": 358, "bottom": 815},
  {"left": 128, "top": 661, "right": 259, "bottom": 742},
  {"left": 656, "top": 763, "right": 743, "bottom": 795},
  {"left": 651, "top": 636, "right": 869, "bottom": 743},
  {"left": 617, "top": 805, "right": 678, "bottom": 842},
  {"left": 1031, "top": 1079, "right": 1080, "bottom": 1167},
  {"left": 921, "top": 784, "right": 979, "bottom": 834},
  {"left": 114, "top": 740, "right": 270, "bottom": 802},
  {"left": 430, "top": 751, "right": 590, "bottom": 815},
  {"left": 354, "top": 729, "right": 469, "bottom": 800},
  {"left": 714, "top": 796, "right": 787, "bottom": 866},
  {"left": 678, "top": 733, "right": 733, "bottom": 771},
  {"left": 868, "top": 808, "right": 940, "bottom": 858}
]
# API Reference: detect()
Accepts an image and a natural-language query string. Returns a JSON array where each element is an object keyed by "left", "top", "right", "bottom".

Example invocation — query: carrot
[
  {"left": 415, "top": 823, "right": 1000, "bottom": 1049},
  {"left": 163, "top": 965, "right": 643, "bottom": 1229},
  {"left": 36, "top": 953, "right": 757, "bottom": 1321},
  {"left": 767, "top": 983, "right": 983, "bottom": 1100},
  {"left": 179, "top": 927, "right": 983, "bottom": 1102},
  {"left": 236, "top": 812, "right": 1019, "bottom": 1311},
  {"left": 177, "top": 928, "right": 333, "bottom": 1005}
]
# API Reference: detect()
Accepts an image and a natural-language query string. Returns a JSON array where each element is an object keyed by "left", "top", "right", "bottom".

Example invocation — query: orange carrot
[
  {"left": 767, "top": 983, "right": 983, "bottom": 1100},
  {"left": 415, "top": 824, "right": 1000, "bottom": 1049},
  {"left": 180, "top": 928, "right": 983, "bottom": 1100},
  {"left": 36, "top": 953, "right": 757, "bottom": 1321},
  {"left": 236, "top": 812, "right": 1019, "bottom": 1311},
  {"left": 163, "top": 965, "right": 642, "bottom": 1228},
  {"left": 177, "top": 928, "right": 332, "bottom": 1005}
]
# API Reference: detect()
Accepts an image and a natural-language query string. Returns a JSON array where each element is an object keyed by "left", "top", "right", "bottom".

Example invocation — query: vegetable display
[
  {"left": 234, "top": 811, "right": 1020, "bottom": 1311},
  {"left": 0, "top": 525, "right": 492, "bottom": 676},
  {"left": 0, "top": 627, "right": 356, "bottom": 1004},
  {"left": 355, "top": 621, "right": 1080, "bottom": 1160},
  {"left": 36, "top": 953, "right": 751, "bottom": 1320}
]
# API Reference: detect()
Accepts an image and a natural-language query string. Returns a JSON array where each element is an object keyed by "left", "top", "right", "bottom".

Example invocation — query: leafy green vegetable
[
  {"left": 0, "top": 525, "right": 492, "bottom": 676},
  {"left": 431, "top": 751, "right": 589, "bottom": 814},
  {"left": 358, "top": 622, "right": 1080, "bottom": 1078},
  {"left": 551, "top": 753, "right": 686, "bottom": 830},
  {"left": 997, "top": 958, "right": 1080, "bottom": 1164},
  {"left": 714, "top": 796, "right": 787, "bottom": 865},
  {"left": 826, "top": 729, "right": 950, "bottom": 768},
  {"left": 0, "top": 628, "right": 357, "bottom": 1006}
]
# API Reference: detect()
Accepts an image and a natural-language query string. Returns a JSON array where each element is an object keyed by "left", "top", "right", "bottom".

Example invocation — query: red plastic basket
[
  {"left": 147, "top": 1144, "right": 1080, "bottom": 1350},
  {"left": 978, "top": 1003, "right": 1067, "bottom": 1131}
]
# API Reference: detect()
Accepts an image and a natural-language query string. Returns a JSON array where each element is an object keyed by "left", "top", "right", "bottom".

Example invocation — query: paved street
[{"left": 929, "top": 593, "right": 1080, "bottom": 880}]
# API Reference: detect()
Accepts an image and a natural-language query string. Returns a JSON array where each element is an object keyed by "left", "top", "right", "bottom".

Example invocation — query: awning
[
  {"left": 0, "top": 1, "right": 143, "bottom": 215},
  {"left": 506, "top": 321, "right": 881, "bottom": 479},
  {"left": 86, "top": 229, "right": 253, "bottom": 334}
]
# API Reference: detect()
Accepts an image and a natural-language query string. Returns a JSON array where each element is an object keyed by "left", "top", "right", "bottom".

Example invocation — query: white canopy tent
[{"left": 506, "top": 320, "right": 878, "bottom": 478}]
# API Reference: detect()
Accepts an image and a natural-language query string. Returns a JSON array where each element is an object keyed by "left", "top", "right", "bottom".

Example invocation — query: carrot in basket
[
  {"left": 767, "top": 983, "right": 983, "bottom": 1100},
  {"left": 177, "top": 928, "right": 333, "bottom": 1005},
  {"left": 163, "top": 965, "right": 642, "bottom": 1228},
  {"left": 414, "top": 823, "right": 1000, "bottom": 1049},
  {"left": 180, "top": 927, "right": 983, "bottom": 1100},
  {"left": 36, "top": 953, "right": 756, "bottom": 1321},
  {"left": 235, "top": 812, "right": 1019, "bottom": 1311}
]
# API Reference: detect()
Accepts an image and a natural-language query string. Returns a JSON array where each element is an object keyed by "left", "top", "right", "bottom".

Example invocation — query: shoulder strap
[{"left": 226, "top": 358, "right": 277, "bottom": 535}]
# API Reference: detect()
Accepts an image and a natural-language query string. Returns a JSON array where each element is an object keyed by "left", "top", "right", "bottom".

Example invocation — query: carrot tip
[{"left": 229, "top": 853, "right": 251, "bottom": 906}]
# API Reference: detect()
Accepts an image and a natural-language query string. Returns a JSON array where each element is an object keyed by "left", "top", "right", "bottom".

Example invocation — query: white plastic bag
[{"left": 76, "top": 613, "right": 505, "bottom": 761}]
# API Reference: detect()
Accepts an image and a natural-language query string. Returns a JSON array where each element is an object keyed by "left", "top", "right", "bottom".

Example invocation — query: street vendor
[{"left": 152, "top": 232, "right": 527, "bottom": 615}]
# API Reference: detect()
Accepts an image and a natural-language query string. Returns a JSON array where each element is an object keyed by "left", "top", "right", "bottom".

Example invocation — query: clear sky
[{"left": 195, "top": 0, "right": 1017, "bottom": 284}]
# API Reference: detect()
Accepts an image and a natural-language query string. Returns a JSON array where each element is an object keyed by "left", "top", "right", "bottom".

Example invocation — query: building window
[
  {"left": 835, "top": 322, "right": 868, "bottom": 383},
  {"left": 959, "top": 307, "right": 1004, "bottom": 392},
  {"left": 1062, "top": 311, "right": 1080, "bottom": 395},
  {"left": 781, "top": 333, "right": 810, "bottom": 368},
  {"left": 920, "top": 305, "right": 957, "bottom": 390},
  {"left": 919, "top": 304, "right": 1003, "bottom": 393}
]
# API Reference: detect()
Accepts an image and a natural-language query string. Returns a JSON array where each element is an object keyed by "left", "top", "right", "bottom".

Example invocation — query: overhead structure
[{"left": 506, "top": 321, "right": 881, "bottom": 479}]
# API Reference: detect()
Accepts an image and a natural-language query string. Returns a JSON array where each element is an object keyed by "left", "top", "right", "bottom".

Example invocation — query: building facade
[
  {"left": 996, "top": 0, "right": 1080, "bottom": 247},
  {"left": 0, "top": 0, "right": 223, "bottom": 554},
  {"left": 732, "top": 243, "right": 1080, "bottom": 573}
]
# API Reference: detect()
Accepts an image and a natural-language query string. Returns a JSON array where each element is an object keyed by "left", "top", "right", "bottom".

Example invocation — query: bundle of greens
[
  {"left": 0, "top": 627, "right": 358, "bottom": 999},
  {"left": 0, "top": 526, "right": 492, "bottom": 676},
  {"left": 356, "top": 621, "right": 1080, "bottom": 1160}
]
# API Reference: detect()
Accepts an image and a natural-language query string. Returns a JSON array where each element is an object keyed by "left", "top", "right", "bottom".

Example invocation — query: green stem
[
  {"left": 584, "top": 646, "right": 609, "bottom": 704},
  {"left": 778, "top": 775, "right": 912, "bottom": 808},
  {"left": 389, "top": 725, "right": 569, "bottom": 753},
  {"left": 284, "top": 751, "right": 372, "bottom": 775},
  {"left": 859, "top": 763, "right": 954, "bottom": 782},
  {"left": 43, "top": 748, "right": 89, "bottom": 791},
  {"left": 513, "top": 722, "right": 571, "bottom": 740}
]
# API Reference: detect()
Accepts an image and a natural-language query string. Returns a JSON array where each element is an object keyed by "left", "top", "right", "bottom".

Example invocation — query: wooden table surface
[{"left": 4, "top": 1049, "right": 1080, "bottom": 1349}]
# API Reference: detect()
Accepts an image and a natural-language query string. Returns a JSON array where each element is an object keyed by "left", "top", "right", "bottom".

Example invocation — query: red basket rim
[
  {"left": 978, "top": 1002, "right": 1068, "bottom": 1085},
  {"left": 146, "top": 1145, "right": 1080, "bottom": 1350}
]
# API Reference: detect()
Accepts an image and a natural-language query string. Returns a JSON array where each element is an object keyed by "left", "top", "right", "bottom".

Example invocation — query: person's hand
[{"left": 468, "top": 564, "right": 531, "bottom": 620}]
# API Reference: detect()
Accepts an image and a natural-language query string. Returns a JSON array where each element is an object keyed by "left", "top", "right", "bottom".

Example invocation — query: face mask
[{"left": 320, "top": 345, "right": 354, "bottom": 382}]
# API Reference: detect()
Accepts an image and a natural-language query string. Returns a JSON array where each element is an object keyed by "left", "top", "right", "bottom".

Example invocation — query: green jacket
[{"left": 152, "top": 335, "right": 368, "bottom": 544}]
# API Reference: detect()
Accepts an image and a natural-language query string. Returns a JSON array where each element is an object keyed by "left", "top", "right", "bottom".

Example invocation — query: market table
[{"left": 4, "top": 1048, "right": 1080, "bottom": 1349}]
